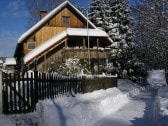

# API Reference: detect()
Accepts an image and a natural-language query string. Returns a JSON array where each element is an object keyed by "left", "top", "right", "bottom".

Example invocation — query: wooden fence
[{"left": 2, "top": 71, "right": 83, "bottom": 114}]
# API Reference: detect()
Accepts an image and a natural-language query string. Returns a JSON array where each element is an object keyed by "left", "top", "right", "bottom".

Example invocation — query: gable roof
[
  {"left": 24, "top": 28, "right": 112, "bottom": 64},
  {"left": 18, "top": 1, "right": 96, "bottom": 44}
]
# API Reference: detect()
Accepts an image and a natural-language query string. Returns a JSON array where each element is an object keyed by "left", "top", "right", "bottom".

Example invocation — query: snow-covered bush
[
  {"left": 104, "top": 63, "right": 117, "bottom": 75},
  {"left": 49, "top": 57, "right": 91, "bottom": 75}
]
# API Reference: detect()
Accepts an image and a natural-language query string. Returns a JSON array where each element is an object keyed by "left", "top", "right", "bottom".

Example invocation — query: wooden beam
[
  {"left": 65, "top": 39, "right": 67, "bottom": 48},
  {"left": 83, "top": 38, "right": 86, "bottom": 49},
  {"left": 97, "top": 38, "right": 99, "bottom": 48}
]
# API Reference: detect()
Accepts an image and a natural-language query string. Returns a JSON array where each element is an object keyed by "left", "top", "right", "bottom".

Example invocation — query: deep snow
[
  {"left": 36, "top": 86, "right": 130, "bottom": 126},
  {"left": 35, "top": 79, "right": 160, "bottom": 126},
  {"left": 0, "top": 70, "right": 168, "bottom": 126}
]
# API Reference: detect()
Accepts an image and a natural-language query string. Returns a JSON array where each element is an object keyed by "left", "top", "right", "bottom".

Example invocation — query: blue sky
[
  {"left": 0, "top": 0, "right": 28, "bottom": 57},
  {"left": 0, "top": 0, "right": 135, "bottom": 57}
]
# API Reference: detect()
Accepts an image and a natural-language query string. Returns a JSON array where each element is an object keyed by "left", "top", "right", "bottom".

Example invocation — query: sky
[
  {"left": 0, "top": 0, "right": 28, "bottom": 57},
  {"left": 0, "top": 0, "right": 136, "bottom": 57}
]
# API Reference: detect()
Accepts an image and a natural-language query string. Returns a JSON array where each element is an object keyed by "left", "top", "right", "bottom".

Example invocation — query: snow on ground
[
  {"left": 0, "top": 113, "right": 39, "bottom": 126},
  {"left": 36, "top": 79, "right": 141, "bottom": 126},
  {"left": 35, "top": 70, "right": 167, "bottom": 126},
  {"left": 0, "top": 79, "right": 141, "bottom": 126},
  {"left": 0, "top": 70, "right": 167, "bottom": 126},
  {"left": 36, "top": 88, "right": 129, "bottom": 126},
  {"left": 94, "top": 91, "right": 158, "bottom": 126}
]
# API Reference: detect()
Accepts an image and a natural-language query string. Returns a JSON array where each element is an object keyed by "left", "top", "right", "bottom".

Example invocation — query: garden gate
[{"left": 2, "top": 71, "right": 83, "bottom": 114}]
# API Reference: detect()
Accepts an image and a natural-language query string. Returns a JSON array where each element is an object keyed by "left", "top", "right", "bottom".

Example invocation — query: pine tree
[
  {"left": 89, "top": 0, "right": 133, "bottom": 63},
  {"left": 89, "top": 0, "right": 147, "bottom": 84},
  {"left": 107, "top": 0, "right": 134, "bottom": 78},
  {"left": 89, "top": 0, "right": 110, "bottom": 32},
  {"left": 109, "top": 0, "right": 132, "bottom": 54}
]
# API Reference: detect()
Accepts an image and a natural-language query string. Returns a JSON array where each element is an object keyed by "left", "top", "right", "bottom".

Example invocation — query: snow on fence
[{"left": 1, "top": 71, "right": 117, "bottom": 114}]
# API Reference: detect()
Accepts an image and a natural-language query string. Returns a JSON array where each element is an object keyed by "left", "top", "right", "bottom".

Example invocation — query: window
[
  {"left": 28, "top": 42, "right": 35, "bottom": 49},
  {"left": 62, "top": 16, "right": 70, "bottom": 25},
  {"left": 27, "top": 36, "right": 35, "bottom": 50}
]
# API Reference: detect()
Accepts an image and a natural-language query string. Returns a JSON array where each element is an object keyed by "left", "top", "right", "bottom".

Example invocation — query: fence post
[
  {"left": 0, "top": 70, "right": 3, "bottom": 114},
  {"left": 34, "top": 70, "right": 38, "bottom": 106}
]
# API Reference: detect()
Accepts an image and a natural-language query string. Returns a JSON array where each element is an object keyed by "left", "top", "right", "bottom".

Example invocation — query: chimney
[{"left": 40, "top": 10, "right": 47, "bottom": 20}]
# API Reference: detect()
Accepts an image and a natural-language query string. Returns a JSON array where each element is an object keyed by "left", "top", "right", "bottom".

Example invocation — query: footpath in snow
[{"left": 95, "top": 90, "right": 158, "bottom": 126}]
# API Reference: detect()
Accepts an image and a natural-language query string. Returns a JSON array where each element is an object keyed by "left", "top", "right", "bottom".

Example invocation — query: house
[{"left": 14, "top": 1, "right": 112, "bottom": 72}]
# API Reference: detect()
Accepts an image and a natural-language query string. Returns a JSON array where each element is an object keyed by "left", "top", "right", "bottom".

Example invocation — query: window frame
[
  {"left": 62, "top": 16, "right": 70, "bottom": 25},
  {"left": 27, "top": 36, "right": 36, "bottom": 50}
]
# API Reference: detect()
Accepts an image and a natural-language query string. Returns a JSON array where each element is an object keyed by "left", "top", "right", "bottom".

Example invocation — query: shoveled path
[{"left": 95, "top": 90, "right": 158, "bottom": 126}]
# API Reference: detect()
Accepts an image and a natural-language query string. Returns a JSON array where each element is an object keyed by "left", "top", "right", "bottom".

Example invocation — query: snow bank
[
  {"left": 147, "top": 70, "right": 167, "bottom": 87},
  {"left": 36, "top": 88, "right": 129, "bottom": 126},
  {"left": 36, "top": 80, "right": 141, "bottom": 126}
]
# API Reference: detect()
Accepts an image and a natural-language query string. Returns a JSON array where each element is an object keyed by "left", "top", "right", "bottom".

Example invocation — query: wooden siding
[
  {"left": 35, "top": 27, "right": 67, "bottom": 46},
  {"left": 24, "top": 7, "right": 85, "bottom": 55},
  {"left": 49, "top": 8, "right": 84, "bottom": 27}
]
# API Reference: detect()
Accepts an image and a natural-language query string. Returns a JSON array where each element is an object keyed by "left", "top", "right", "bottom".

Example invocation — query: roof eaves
[{"left": 24, "top": 30, "right": 68, "bottom": 64}]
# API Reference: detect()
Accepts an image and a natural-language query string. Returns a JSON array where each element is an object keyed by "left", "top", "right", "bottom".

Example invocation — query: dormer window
[
  {"left": 27, "top": 36, "right": 35, "bottom": 50},
  {"left": 62, "top": 16, "right": 70, "bottom": 25}
]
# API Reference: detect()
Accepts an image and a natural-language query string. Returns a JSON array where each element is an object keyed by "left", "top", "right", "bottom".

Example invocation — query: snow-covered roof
[
  {"left": 67, "top": 28, "right": 108, "bottom": 37},
  {"left": 18, "top": 1, "right": 96, "bottom": 44},
  {"left": 3, "top": 58, "right": 16, "bottom": 65},
  {"left": 24, "top": 28, "right": 112, "bottom": 64},
  {"left": 0, "top": 60, "right": 3, "bottom": 64}
]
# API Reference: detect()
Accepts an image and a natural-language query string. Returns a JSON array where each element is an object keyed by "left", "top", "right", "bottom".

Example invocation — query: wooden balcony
[{"left": 63, "top": 47, "right": 110, "bottom": 59}]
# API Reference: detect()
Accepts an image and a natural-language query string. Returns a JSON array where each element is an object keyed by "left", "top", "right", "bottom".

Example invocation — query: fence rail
[{"left": 2, "top": 71, "right": 83, "bottom": 114}]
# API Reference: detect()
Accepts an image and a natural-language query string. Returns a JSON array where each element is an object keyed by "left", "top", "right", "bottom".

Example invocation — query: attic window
[
  {"left": 27, "top": 37, "right": 35, "bottom": 50},
  {"left": 62, "top": 16, "right": 70, "bottom": 25}
]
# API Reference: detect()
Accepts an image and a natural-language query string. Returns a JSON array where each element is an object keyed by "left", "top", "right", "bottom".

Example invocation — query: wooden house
[{"left": 14, "top": 1, "right": 112, "bottom": 72}]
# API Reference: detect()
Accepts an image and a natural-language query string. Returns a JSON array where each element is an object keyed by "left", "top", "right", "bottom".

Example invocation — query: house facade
[{"left": 14, "top": 1, "right": 112, "bottom": 72}]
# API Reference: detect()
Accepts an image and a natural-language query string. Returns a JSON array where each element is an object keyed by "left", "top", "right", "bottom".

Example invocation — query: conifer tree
[
  {"left": 89, "top": 0, "right": 147, "bottom": 84},
  {"left": 89, "top": 0, "right": 110, "bottom": 32},
  {"left": 89, "top": 1, "right": 133, "bottom": 69}
]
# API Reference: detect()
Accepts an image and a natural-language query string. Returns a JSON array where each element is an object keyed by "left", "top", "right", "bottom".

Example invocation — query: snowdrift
[{"left": 36, "top": 79, "right": 141, "bottom": 126}]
